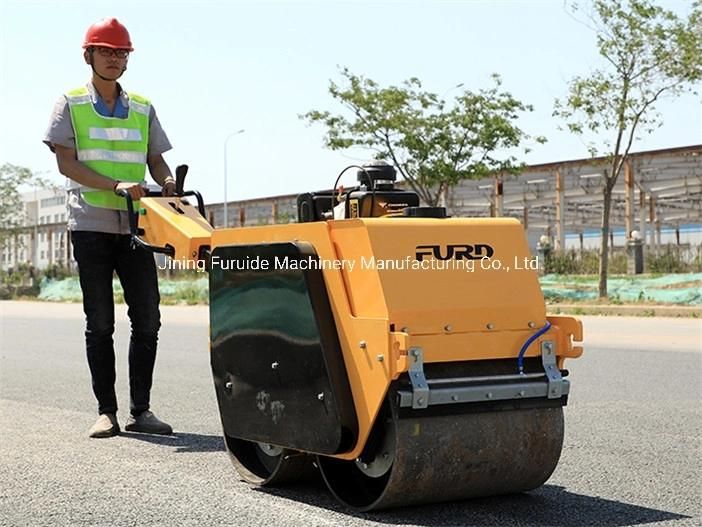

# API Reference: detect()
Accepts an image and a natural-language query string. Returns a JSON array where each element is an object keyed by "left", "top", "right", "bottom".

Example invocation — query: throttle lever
[{"left": 175, "top": 164, "right": 188, "bottom": 196}]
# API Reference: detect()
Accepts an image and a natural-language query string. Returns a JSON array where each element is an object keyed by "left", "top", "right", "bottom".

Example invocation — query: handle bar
[{"left": 117, "top": 184, "right": 208, "bottom": 256}]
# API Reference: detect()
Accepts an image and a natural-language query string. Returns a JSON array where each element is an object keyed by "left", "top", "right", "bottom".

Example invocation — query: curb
[{"left": 547, "top": 303, "right": 701, "bottom": 317}]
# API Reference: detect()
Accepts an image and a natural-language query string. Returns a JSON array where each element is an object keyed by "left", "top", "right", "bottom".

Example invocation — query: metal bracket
[
  {"left": 541, "top": 340, "right": 563, "bottom": 399},
  {"left": 408, "top": 347, "right": 429, "bottom": 409},
  {"left": 396, "top": 342, "right": 570, "bottom": 409}
]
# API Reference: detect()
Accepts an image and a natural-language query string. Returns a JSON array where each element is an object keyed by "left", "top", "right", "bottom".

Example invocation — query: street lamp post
[{"left": 223, "top": 129, "right": 245, "bottom": 227}]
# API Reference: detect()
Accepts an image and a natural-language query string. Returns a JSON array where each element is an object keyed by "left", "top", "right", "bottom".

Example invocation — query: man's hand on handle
[
  {"left": 114, "top": 181, "right": 146, "bottom": 200},
  {"left": 161, "top": 178, "right": 176, "bottom": 197}
]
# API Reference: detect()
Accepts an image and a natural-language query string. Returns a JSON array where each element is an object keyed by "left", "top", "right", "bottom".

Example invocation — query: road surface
[{"left": 1, "top": 301, "right": 700, "bottom": 527}]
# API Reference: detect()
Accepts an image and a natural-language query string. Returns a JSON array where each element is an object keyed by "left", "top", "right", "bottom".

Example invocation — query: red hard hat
[{"left": 82, "top": 18, "right": 133, "bottom": 51}]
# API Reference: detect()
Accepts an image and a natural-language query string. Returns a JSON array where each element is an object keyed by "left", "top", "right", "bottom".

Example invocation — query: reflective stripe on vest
[
  {"left": 66, "top": 86, "right": 150, "bottom": 211},
  {"left": 88, "top": 127, "right": 143, "bottom": 142},
  {"left": 77, "top": 149, "right": 147, "bottom": 163}
]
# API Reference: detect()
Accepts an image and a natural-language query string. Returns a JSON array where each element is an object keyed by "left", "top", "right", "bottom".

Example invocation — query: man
[{"left": 44, "top": 18, "right": 174, "bottom": 438}]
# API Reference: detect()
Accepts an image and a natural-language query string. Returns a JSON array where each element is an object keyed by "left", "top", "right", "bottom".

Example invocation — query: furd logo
[{"left": 415, "top": 244, "right": 495, "bottom": 261}]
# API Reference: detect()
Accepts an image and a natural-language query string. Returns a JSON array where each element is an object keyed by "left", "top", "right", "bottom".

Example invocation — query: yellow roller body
[
  {"left": 138, "top": 196, "right": 213, "bottom": 262},
  {"left": 137, "top": 196, "right": 583, "bottom": 462},
  {"left": 213, "top": 219, "right": 582, "bottom": 461}
]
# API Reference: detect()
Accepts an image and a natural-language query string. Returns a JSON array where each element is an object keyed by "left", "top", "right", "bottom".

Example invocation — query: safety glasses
[{"left": 93, "top": 47, "right": 130, "bottom": 59}]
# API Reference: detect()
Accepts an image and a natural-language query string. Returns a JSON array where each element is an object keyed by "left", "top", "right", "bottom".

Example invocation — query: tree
[
  {"left": 0, "top": 164, "right": 48, "bottom": 252},
  {"left": 554, "top": 0, "right": 702, "bottom": 297},
  {"left": 302, "top": 68, "right": 543, "bottom": 206}
]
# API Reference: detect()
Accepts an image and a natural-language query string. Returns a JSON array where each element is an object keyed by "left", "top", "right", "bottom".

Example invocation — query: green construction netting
[
  {"left": 38, "top": 273, "right": 702, "bottom": 305},
  {"left": 38, "top": 275, "right": 209, "bottom": 304},
  {"left": 540, "top": 273, "right": 702, "bottom": 304}
]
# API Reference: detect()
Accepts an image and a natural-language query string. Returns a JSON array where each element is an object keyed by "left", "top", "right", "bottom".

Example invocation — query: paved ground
[{"left": 1, "top": 301, "right": 700, "bottom": 527}]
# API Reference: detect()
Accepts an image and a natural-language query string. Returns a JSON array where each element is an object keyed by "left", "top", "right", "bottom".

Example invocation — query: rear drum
[{"left": 318, "top": 401, "right": 564, "bottom": 511}]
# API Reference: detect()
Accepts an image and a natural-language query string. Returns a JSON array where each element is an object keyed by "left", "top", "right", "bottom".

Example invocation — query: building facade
[
  {"left": 2, "top": 188, "right": 70, "bottom": 271},
  {"left": 3, "top": 145, "right": 700, "bottom": 271}
]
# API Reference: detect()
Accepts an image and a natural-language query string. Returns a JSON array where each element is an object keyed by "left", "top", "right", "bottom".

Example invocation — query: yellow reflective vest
[{"left": 66, "top": 86, "right": 149, "bottom": 210}]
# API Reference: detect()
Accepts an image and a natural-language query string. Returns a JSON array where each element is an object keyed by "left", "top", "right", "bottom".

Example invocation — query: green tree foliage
[
  {"left": 554, "top": 0, "right": 702, "bottom": 297},
  {"left": 302, "top": 68, "right": 543, "bottom": 206},
  {"left": 0, "top": 164, "right": 49, "bottom": 251}
]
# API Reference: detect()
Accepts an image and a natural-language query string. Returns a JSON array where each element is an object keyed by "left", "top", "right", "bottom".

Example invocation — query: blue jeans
[{"left": 71, "top": 231, "right": 161, "bottom": 416}]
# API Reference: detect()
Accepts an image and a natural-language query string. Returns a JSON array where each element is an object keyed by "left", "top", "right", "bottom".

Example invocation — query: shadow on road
[
  {"left": 120, "top": 431, "right": 224, "bottom": 453},
  {"left": 258, "top": 483, "right": 690, "bottom": 527}
]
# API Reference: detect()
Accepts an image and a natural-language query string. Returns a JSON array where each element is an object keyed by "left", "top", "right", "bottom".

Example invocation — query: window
[
  {"left": 40, "top": 251, "right": 45, "bottom": 259},
  {"left": 54, "top": 214, "right": 59, "bottom": 223},
  {"left": 40, "top": 196, "right": 65, "bottom": 207},
  {"left": 61, "top": 214, "right": 66, "bottom": 222}
]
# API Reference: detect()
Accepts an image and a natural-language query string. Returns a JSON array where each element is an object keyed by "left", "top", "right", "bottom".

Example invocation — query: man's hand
[
  {"left": 114, "top": 182, "right": 146, "bottom": 200},
  {"left": 162, "top": 178, "right": 176, "bottom": 197},
  {"left": 147, "top": 154, "right": 175, "bottom": 197}
]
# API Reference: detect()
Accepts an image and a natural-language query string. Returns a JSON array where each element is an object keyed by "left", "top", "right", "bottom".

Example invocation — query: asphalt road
[{"left": 1, "top": 301, "right": 700, "bottom": 527}]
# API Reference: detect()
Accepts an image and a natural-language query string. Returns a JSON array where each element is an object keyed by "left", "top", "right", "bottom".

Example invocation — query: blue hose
[{"left": 517, "top": 321, "right": 552, "bottom": 373}]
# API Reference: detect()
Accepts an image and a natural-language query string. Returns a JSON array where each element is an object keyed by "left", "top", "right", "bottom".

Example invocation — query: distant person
[{"left": 43, "top": 18, "right": 175, "bottom": 438}]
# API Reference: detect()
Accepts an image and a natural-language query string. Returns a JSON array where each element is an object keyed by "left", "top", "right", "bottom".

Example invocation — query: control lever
[
  {"left": 175, "top": 164, "right": 188, "bottom": 196},
  {"left": 173, "top": 164, "right": 189, "bottom": 213}
]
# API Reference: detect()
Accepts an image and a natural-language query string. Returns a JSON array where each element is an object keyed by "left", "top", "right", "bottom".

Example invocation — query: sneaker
[
  {"left": 88, "top": 413, "right": 120, "bottom": 438},
  {"left": 124, "top": 410, "right": 173, "bottom": 435}
]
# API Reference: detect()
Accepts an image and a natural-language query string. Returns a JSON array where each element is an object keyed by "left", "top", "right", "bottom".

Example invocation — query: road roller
[{"left": 121, "top": 161, "right": 584, "bottom": 511}]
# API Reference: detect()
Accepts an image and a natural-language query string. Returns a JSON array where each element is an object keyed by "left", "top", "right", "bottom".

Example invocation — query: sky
[{"left": 1, "top": 0, "right": 700, "bottom": 204}]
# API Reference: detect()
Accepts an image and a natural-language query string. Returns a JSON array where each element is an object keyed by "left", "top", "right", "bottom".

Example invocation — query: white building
[{"left": 1, "top": 188, "right": 70, "bottom": 270}]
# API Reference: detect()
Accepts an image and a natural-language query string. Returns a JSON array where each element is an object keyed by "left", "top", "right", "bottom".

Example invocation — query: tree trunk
[
  {"left": 598, "top": 184, "right": 614, "bottom": 298},
  {"left": 427, "top": 186, "right": 441, "bottom": 207},
  {"left": 438, "top": 184, "right": 447, "bottom": 208}
]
